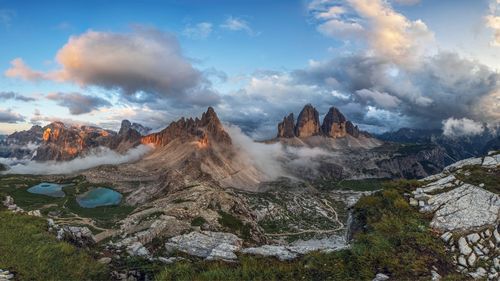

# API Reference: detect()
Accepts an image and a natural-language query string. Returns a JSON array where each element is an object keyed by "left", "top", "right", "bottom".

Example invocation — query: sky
[{"left": 0, "top": 0, "right": 499, "bottom": 139}]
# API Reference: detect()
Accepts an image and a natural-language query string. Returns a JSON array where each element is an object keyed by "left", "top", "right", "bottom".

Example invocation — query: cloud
[
  {"left": 46, "top": 92, "right": 111, "bottom": 115},
  {"left": 355, "top": 89, "right": 401, "bottom": 109},
  {"left": 5, "top": 27, "right": 220, "bottom": 107},
  {"left": 486, "top": 0, "right": 500, "bottom": 47},
  {"left": 1, "top": 145, "right": 153, "bottom": 175},
  {"left": 0, "top": 91, "right": 36, "bottom": 102},
  {"left": 183, "top": 22, "right": 213, "bottom": 39},
  {"left": 392, "top": 0, "right": 420, "bottom": 5},
  {"left": 221, "top": 16, "right": 258, "bottom": 36},
  {"left": 442, "top": 118, "right": 485, "bottom": 137},
  {"left": 308, "top": 0, "right": 434, "bottom": 65},
  {"left": 0, "top": 108, "right": 24, "bottom": 123},
  {"left": 5, "top": 58, "right": 46, "bottom": 81},
  {"left": 0, "top": 9, "right": 15, "bottom": 27}
]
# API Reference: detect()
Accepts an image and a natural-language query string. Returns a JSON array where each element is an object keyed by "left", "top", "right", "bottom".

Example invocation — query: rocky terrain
[{"left": 411, "top": 151, "right": 500, "bottom": 280}]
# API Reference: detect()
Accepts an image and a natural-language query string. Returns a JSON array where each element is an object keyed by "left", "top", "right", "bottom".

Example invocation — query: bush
[{"left": 191, "top": 216, "right": 207, "bottom": 226}]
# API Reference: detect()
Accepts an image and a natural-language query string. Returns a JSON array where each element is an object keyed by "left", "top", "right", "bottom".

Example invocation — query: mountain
[
  {"left": 378, "top": 127, "right": 499, "bottom": 164},
  {"left": 277, "top": 104, "right": 366, "bottom": 139}
]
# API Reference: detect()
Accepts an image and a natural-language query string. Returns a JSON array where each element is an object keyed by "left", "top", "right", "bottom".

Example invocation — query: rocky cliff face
[
  {"left": 277, "top": 104, "right": 367, "bottom": 140},
  {"left": 141, "top": 107, "right": 231, "bottom": 147},
  {"left": 294, "top": 104, "right": 321, "bottom": 138},
  {"left": 277, "top": 113, "right": 295, "bottom": 138}
]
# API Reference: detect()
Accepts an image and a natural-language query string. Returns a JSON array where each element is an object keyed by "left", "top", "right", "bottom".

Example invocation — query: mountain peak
[{"left": 295, "top": 104, "right": 321, "bottom": 137}]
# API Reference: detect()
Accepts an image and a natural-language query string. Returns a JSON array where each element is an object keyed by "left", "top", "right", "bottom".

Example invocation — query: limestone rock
[
  {"left": 372, "top": 273, "right": 390, "bottom": 281},
  {"left": 458, "top": 237, "right": 473, "bottom": 256},
  {"left": 294, "top": 104, "right": 321, "bottom": 138},
  {"left": 321, "top": 107, "right": 347, "bottom": 138},
  {"left": 277, "top": 113, "right": 295, "bottom": 138},
  {"left": 164, "top": 231, "right": 243, "bottom": 260},
  {"left": 425, "top": 184, "right": 500, "bottom": 232},
  {"left": 241, "top": 245, "right": 298, "bottom": 261}
]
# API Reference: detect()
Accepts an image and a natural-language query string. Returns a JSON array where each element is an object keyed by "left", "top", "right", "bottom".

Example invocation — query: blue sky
[{"left": 0, "top": 0, "right": 499, "bottom": 138}]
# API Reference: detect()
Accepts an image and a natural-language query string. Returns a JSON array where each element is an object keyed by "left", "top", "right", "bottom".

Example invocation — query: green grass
[
  {"left": 455, "top": 165, "right": 500, "bottom": 194},
  {"left": 315, "top": 178, "right": 386, "bottom": 192},
  {"left": 0, "top": 210, "right": 107, "bottom": 281},
  {"left": 156, "top": 180, "right": 466, "bottom": 281},
  {"left": 0, "top": 175, "right": 135, "bottom": 228},
  {"left": 218, "top": 210, "right": 252, "bottom": 240},
  {"left": 191, "top": 216, "right": 207, "bottom": 226}
]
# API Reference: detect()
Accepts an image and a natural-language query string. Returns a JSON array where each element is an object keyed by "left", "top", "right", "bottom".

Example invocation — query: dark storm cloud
[
  {"left": 0, "top": 108, "right": 24, "bottom": 123},
  {"left": 46, "top": 92, "right": 111, "bottom": 115}
]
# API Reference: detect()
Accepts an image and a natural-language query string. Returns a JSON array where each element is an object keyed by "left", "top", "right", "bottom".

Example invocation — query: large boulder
[{"left": 164, "top": 231, "right": 243, "bottom": 261}]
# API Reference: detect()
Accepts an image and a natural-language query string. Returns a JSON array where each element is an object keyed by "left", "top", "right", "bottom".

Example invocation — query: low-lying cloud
[
  {"left": 442, "top": 118, "right": 485, "bottom": 138},
  {"left": 0, "top": 144, "right": 153, "bottom": 175}
]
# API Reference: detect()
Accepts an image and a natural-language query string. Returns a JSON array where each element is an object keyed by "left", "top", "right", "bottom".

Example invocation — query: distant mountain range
[{"left": 377, "top": 128, "right": 499, "bottom": 164}]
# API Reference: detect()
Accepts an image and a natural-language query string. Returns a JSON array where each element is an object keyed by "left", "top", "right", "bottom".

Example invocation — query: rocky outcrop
[
  {"left": 321, "top": 107, "right": 347, "bottom": 138},
  {"left": 48, "top": 219, "right": 96, "bottom": 247},
  {"left": 411, "top": 153, "right": 500, "bottom": 280},
  {"left": 119, "top": 120, "right": 151, "bottom": 136},
  {"left": 0, "top": 269, "right": 14, "bottom": 280},
  {"left": 141, "top": 107, "right": 231, "bottom": 147},
  {"left": 276, "top": 104, "right": 368, "bottom": 140},
  {"left": 294, "top": 104, "right": 321, "bottom": 137},
  {"left": 277, "top": 113, "right": 295, "bottom": 138},
  {"left": 164, "top": 231, "right": 243, "bottom": 261}
]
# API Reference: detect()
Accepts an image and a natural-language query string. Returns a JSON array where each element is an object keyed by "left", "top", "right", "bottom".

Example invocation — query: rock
[
  {"left": 294, "top": 104, "right": 321, "bottom": 138},
  {"left": 372, "top": 273, "right": 390, "bottom": 281},
  {"left": 27, "top": 210, "right": 42, "bottom": 217},
  {"left": 321, "top": 107, "right": 347, "bottom": 138},
  {"left": 409, "top": 198, "right": 418, "bottom": 207},
  {"left": 426, "top": 184, "right": 500, "bottom": 232},
  {"left": 468, "top": 252, "right": 477, "bottom": 266},
  {"left": 458, "top": 255, "right": 468, "bottom": 267},
  {"left": 127, "top": 242, "right": 150, "bottom": 257},
  {"left": 345, "top": 121, "right": 359, "bottom": 138},
  {"left": 458, "top": 237, "right": 473, "bottom": 256},
  {"left": 467, "top": 233, "right": 481, "bottom": 244},
  {"left": 241, "top": 245, "right": 298, "bottom": 261},
  {"left": 165, "top": 231, "right": 243, "bottom": 260},
  {"left": 440, "top": 232, "right": 452, "bottom": 243},
  {"left": 98, "top": 257, "right": 112, "bottom": 264},
  {"left": 469, "top": 267, "right": 487, "bottom": 279},
  {"left": 494, "top": 228, "right": 500, "bottom": 243},
  {"left": 158, "top": 257, "right": 184, "bottom": 264},
  {"left": 63, "top": 226, "right": 96, "bottom": 246},
  {"left": 277, "top": 113, "right": 295, "bottom": 138},
  {"left": 431, "top": 270, "right": 441, "bottom": 281}
]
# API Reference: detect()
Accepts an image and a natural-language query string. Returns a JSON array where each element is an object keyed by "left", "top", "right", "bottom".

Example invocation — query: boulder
[{"left": 164, "top": 231, "right": 243, "bottom": 261}]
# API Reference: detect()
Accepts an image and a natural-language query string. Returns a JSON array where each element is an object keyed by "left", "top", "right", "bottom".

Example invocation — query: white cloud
[
  {"left": 317, "top": 19, "right": 364, "bottom": 38},
  {"left": 1, "top": 145, "right": 153, "bottom": 175},
  {"left": 392, "top": 0, "right": 420, "bottom": 5},
  {"left": 221, "top": 16, "right": 257, "bottom": 36},
  {"left": 355, "top": 89, "right": 401, "bottom": 108},
  {"left": 486, "top": 0, "right": 500, "bottom": 47},
  {"left": 442, "top": 118, "right": 485, "bottom": 137},
  {"left": 183, "top": 22, "right": 213, "bottom": 39},
  {"left": 5, "top": 27, "right": 219, "bottom": 106}
]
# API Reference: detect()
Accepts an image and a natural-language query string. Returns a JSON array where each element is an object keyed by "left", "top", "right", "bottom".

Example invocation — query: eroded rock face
[
  {"left": 294, "top": 104, "right": 321, "bottom": 138},
  {"left": 142, "top": 107, "right": 231, "bottom": 147},
  {"left": 164, "top": 231, "right": 243, "bottom": 260},
  {"left": 321, "top": 107, "right": 347, "bottom": 138},
  {"left": 277, "top": 113, "right": 295, "bottom": 138},
  {"left": 346, "top": 121, "right": 359, "bottom": 138}
]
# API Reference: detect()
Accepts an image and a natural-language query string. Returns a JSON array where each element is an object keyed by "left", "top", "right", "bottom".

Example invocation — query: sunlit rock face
[
  {"left": 141, "top": 107, "right": 231, "bottom": 148},
  {"left": 294, "top": 104, "right": 321, "bottom": 138},
  {"left": 321, "top": 107, "right": 347, "bottom": 138},
  {"left": 276, "top": 104, "right": 368, "bottom": 140}
]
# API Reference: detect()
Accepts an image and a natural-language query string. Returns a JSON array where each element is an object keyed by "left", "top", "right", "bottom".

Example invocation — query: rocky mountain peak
[
  {"left": 277, "top": 113, "right": 295, "bottom": 138},
  {"left": 294, "top": 104, "right": 321, "bottom": 138},
  {"left": 322, "top": 106, "right": 347, "bottom": 138},
  {"left": 276, "top": 104, "right": 368, "bottom": 140},
  {"left": 141, "top": 107, "right": 231, "bottom": 147}
]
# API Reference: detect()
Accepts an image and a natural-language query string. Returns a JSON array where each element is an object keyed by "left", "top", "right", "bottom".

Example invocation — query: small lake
[
  {"left": 76, "top": 187, "right": 122, "bottom": 208},
  {"left": 27, "top": 182, "right": 66, "bottom": 198}
]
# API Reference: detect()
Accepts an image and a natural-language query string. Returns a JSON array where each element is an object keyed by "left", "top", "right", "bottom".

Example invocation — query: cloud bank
[
  {"left": 46, "top": 92, "right": 111, "bottom": 115},
  {"left": 1, "top": 144, "right": 153, "bottom": 175}
]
